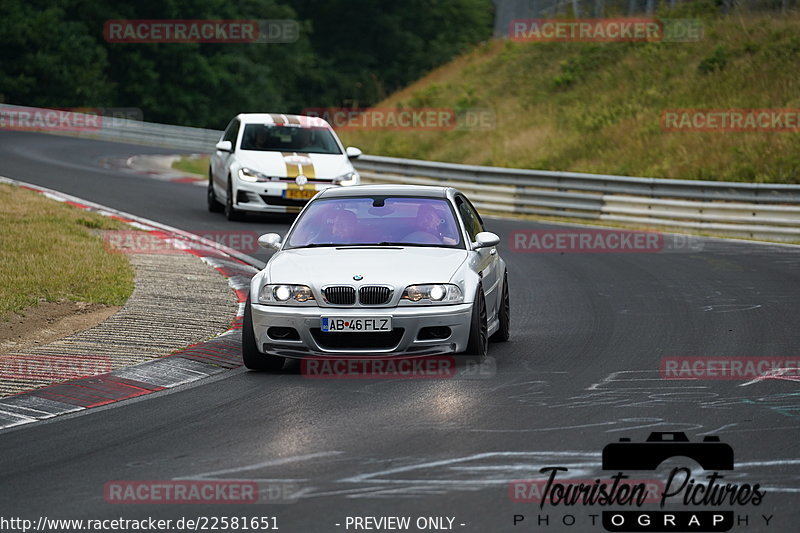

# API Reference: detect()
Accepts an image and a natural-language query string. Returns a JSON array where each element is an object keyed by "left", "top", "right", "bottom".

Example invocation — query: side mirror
[
  {"left": 346, "top": 146, "right": 362, "bottom": 159},
  {"left": 215, "top": 140, "right": 233, "bottom": 153},
  {"left": 258, "top": 233, "right": 282, "bottom": 250},
  {"left": 472, "top": 231, "right": 500, "bottom": 250}
]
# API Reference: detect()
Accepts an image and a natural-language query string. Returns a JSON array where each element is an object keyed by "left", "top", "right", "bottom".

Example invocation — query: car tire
[
  {"left": 207, "top": 171, "right": 224, "bottom": 213},
  {"left": 242, "top": 295, "right": 285, "bottom": 371},
  {"left": 465, "top": 286, "right": 488, "bottom": 357},
  {"left": 490, "top": 271, "right": 510, "bottom": 342},
  {"left": 225, "top": 177, "right": 243, "bottom": 221}
]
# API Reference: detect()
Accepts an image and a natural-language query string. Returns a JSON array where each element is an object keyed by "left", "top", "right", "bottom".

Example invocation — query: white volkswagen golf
[{"left": 208, "top": 113, "right": 362, "bottom": 220}]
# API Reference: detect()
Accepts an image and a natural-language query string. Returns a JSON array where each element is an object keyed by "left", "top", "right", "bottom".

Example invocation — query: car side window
[
  {"left": 456, "top": 196, "right": 484, "bottom": 241},
  {"left": 223, "top": 119, "right": 240, "bottom": 145}
]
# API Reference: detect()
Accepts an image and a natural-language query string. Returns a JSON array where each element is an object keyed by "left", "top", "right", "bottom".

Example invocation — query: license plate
[
  {"left": 284, "top": 187, "right": 316, "bottom": 200},
  {"left": 321, "top": 317, "right": 392, "bottom": 332}
]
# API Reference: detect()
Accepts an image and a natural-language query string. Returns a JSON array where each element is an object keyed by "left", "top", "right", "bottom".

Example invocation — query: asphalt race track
[{"left": 0, "top": 130, "right": 798, "bottom": 532}]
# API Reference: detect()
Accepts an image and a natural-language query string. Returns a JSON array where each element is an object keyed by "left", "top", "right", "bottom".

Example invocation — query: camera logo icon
[{"left": 602, "top": 432, "right": 734, "bottom": 471}]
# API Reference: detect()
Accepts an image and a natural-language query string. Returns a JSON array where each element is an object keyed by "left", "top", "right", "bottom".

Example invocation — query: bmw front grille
[
  {"left": 324, "top": 286, "right": 356, "bottom": 305},
  {"left": 359, "top": 286, "right": 392, "bottom": 305},
  {"left": 323, "top": 285, "right": 392, "bottom": 306}
]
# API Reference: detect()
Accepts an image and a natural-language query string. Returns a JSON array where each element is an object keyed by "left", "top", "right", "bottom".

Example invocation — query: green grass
[
  {"left": 172, "top": 155, "right": 208, "bottom": 176},
  {"left": 0, "top": 184, "right": 134, "bottom": 317},
  {"left": 338, "top": 10, "right": 800, "bottom": 184}
]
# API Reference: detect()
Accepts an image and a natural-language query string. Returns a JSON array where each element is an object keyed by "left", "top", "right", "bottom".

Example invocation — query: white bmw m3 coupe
[{"left": 242, "top": 184, "right": 510, "bottom": 370}]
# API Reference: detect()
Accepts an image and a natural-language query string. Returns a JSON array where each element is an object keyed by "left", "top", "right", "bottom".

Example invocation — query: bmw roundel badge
[{"left": 353, "top": 275, "right": 363, "bottom": 281}]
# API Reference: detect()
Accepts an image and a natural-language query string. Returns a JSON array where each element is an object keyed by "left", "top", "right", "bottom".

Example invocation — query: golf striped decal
[
  {"left": 299, "top": 153, "right": 315, "bottom": 179},
  {"left": 282, "top": 151, "right": 300, "bottom": 178},
  {"left": 281, "top": 152, "right": 316, "bottom": 180},
  {"left": 269, "top": 113, "right": 300, "bottom": 126}
]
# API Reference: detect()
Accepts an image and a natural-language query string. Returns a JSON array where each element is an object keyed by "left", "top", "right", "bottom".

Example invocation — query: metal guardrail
[
  {"left": 355, "top": 155, "right": 800, "bottom": 241},
  {"left": 0, "top": 103, "right": 221, "bottom": 152},
  {"left": 2, "top": 103, "right": 798, "bottom": 242}
]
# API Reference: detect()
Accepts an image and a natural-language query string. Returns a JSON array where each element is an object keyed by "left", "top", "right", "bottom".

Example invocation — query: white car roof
[
  {"left": 236, "top": 113, "right": 332, "bottom": 129},
  {"left": 318, "top": 184, "right": 455, "bottom": 199}
]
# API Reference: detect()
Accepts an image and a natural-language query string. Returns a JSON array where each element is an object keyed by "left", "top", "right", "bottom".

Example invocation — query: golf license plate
[
  {"left": 321, "top": 317, "right": 392, "bottom": 333},
  {"left": 284, "top": 187, "right": 316, "bottom": 200}
]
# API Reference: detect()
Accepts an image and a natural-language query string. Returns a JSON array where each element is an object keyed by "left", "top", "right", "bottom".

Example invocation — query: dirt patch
[{"left": 0, "top": 301, "right": 120, "bottom": 356}]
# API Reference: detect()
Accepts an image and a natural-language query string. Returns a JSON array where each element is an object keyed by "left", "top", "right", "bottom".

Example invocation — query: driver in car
[
  {"left": 330, "top": 209, "right": 359, "bottom": 243},
  {"left": 295, "top": 128, "right": 315, "bottom": 151},
  {"left": 404, "top": 205, "right": 457, "bottom": 245}
]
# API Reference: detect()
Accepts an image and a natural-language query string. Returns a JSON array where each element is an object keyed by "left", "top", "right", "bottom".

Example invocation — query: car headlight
[
  {"left": 239, "top": 167, "right": 271, "bottom": 182},
  {"left": 400, "top": 284, "right": 463, "bottom": 304},
  {"left": 332, "top": 170, "right": 360, "bottom": 186},
  {"left": 259, "top": 284, "right": 316, "bottom": 305}
]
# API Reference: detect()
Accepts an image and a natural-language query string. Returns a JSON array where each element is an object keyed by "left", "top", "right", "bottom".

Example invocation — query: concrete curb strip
[
  {"left": 0, "top": 177, "right": 261, "bottom": 430},
  {"left": 99, "top": 153, "right": 208, "bottom": 186},
  {"left": 0, "top": 253, "right": 234, "bottom": 397}
]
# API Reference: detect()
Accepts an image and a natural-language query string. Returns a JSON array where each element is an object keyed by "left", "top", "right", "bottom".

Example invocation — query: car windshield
[
  {"left": 240, "top": 124, "right": 342, "bottom": 154},
  {"left": 285, "top": 197, "right": 463, "bottom": 249}
]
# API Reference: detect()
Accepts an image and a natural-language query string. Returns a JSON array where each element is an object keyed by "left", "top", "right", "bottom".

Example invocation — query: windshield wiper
[
  {"left": 293, "top": 242, "right": 444, "bottom": 249},
  {"left": 374, "top": 242, "right": 435, "bottom": 247},
  {"left": 292, "top": 243, "right": 343, "bottom": 249}
]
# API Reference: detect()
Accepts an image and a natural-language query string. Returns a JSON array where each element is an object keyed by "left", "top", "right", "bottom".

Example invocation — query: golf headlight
[
  {"left": 239, "top": 167, "right": 271, "bottom": 182},
  {"left": 332, "top": 170, "right": 360, "bottom": 186},
  {"left": 259, "top": 284, "right": 316, "bottom": 305},
  {"left": 401, "top": 284, "right": 463, "bottom": 304}
]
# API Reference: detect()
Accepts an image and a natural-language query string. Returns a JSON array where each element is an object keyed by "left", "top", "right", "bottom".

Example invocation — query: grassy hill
[{"left": 337, "top": 8, "right": 800, "bottom": 184}]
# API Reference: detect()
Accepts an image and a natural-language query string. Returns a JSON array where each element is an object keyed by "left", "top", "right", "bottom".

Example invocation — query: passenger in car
[
  {"left": 404, "top": 205, "right": 457, "bottom": 245},
  {"left": 330, "top": 209, "right": 359, "bottom": 243}
]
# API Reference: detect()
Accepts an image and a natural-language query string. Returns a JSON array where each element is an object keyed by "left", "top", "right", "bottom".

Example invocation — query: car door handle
[{"left": 489, "top": 248, "right": 496, "bottom": 255}]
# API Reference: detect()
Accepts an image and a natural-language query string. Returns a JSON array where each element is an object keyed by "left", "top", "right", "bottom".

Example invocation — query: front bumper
[
  {"left": 234, "top": 181, "right": 336, "bottom": 213},
  {"left": 250, "top": 302, "right": 473, "bottom": 358}
]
